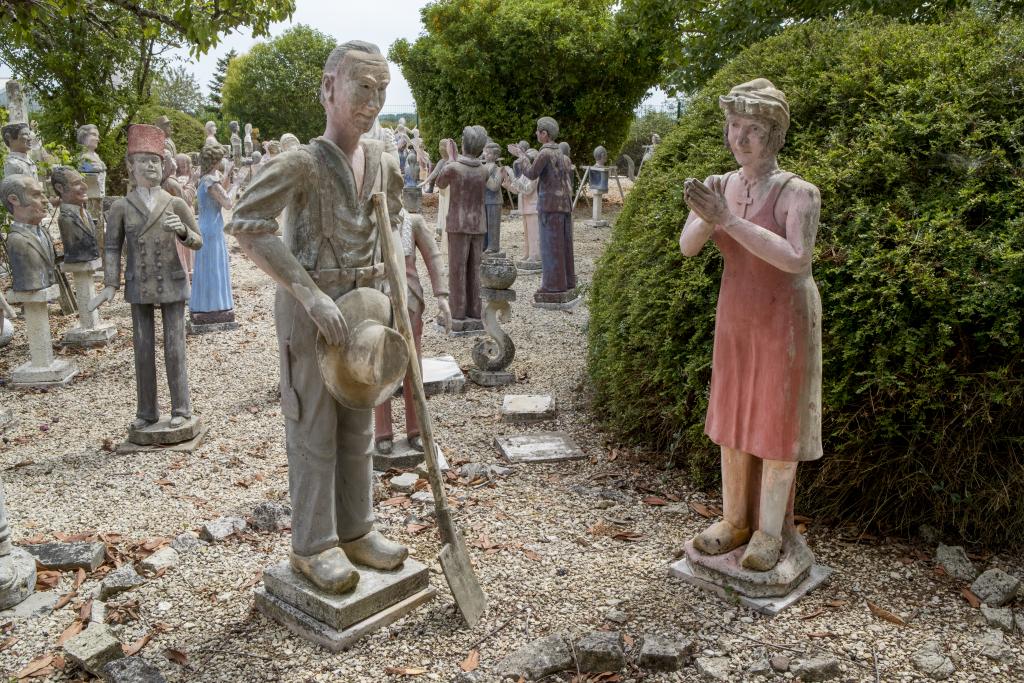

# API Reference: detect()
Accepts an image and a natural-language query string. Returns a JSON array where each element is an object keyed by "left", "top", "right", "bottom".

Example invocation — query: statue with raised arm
[
  {"left": 226, "top": 41, "right": 410, "bottom": 595},
  {"left": 678, "top": 79, "right": 822, "bottom": 579},
  {"left": 92, "top": 124, "right": 204, "bottom": 445}
]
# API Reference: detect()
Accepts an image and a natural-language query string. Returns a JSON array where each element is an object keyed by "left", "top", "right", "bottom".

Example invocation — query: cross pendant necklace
[{"left": 737, "top": 169, "right": 779, "bottom": 218}]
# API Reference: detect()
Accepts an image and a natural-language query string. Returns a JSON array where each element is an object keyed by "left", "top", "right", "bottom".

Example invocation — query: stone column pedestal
[
  {"left": 585, "top": 192, "right": 609, "bottom": 228},
  {"left": 6, "top": 286, "right": 78, "bottom": 388},
  {"left": 469, "top": 257, "right": 518, "bottom": 387},
  {"left": 61, "top": 260, "right": 116, "bottom": 347}
]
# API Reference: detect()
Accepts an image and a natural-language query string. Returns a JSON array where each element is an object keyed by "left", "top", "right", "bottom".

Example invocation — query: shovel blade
[{"left": 439, "top": 539, "right": 486, "bottom": 627}]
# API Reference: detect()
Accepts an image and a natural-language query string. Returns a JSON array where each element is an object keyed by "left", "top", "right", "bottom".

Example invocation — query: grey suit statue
[
  {"left": 57, "top": 204, "right": 99, "bottom": 264},
  {"left": 6, "top": 222, "right": 56, "bottom": 292}
]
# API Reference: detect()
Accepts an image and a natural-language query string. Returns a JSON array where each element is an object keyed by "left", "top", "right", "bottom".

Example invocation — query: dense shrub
[{"left": 588, "top": 15, "right": 1024, "bottom": 546}]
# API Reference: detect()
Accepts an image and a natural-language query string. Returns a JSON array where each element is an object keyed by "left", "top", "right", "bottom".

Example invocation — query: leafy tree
[
  {"left": 220, "top": 25, "right": 336, "bottom": 143},
  {"left": 207, "top": 48, "right": 237, "bottom": 113},
  {"left": 588, "top": 15, "right": 1024, "bottom": 545},
  {"left": 615, "top": 110, "right": 678, "bottom": 171},
  {"left": 154, "top": 64, "right": 204, "bottom": 116},
  {"left": 659, "top": 0, "right": 987, "bottom": 94},
  {"left": 389, "top": 0, "right": 682, "bottom": 159}
]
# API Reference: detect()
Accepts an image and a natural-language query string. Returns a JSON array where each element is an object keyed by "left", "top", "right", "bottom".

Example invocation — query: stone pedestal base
[
  {"left": 509, "top": 210, "right": 521, "bottom": 219},
  {"left": 516, "top": 261, "right": 542, "bottom": 274},
  {"left": 469, "top": 369, "right": 515, "bottom": 387},
  {"left": 61, "top": 260, "right": 116, "bottom": 348},
  {"left": 531, "top": 292, "right": 582, "bottom": 311},
  {"left": 187, "top": 310, "right": 239, "bottom": 335},
  {"left": 584, "top": 219, "right": 610, "bottom": 228},
  {"left": 670, "top": 557, "right": 832, "bottom": 617},
  {"left": 373, "top": 436, "right": 449, "bottom": 471},
  {"left": 10, "top": 358, "right": 78, "bottom": 388},
  {"left": 255, "top": 559, "right": 434, "bottom": 652},
  {"left": 125, "top": 415, "right": 203, "bottom": 447},
  {"left": 7, "top": 286, "right": 79, "bottom": 388},
  {"left": 187, "top": 320, "right": 240, "bottom": 335},
  {"left": 0, "top": 548, "right": 37, "bottom": 611},
  {"left": 440, "top": 318, "right": 484, "bottom": 337},
  {"left": 420, "top": 355, "right": 466, "bottom": 396}
]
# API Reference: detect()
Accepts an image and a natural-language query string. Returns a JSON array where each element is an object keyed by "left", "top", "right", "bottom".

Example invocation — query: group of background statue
[{"left": 1, "top": 42, "right": 822, "bottom": 646}]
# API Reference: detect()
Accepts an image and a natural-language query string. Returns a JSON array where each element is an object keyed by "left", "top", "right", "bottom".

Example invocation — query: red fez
[{"left": 126, "top": 124, "right": 165, "bottom": 157}]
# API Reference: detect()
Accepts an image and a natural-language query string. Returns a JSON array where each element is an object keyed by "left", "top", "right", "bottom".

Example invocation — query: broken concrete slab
[
  {"left": 495, "top": 634, "right": 573, "bottom": 680},
  {"left": 494, "top": 432, "right": 586, "bottom": 464},
  {"left": 64, "top": 624, "right": 124, "bottom": 676},
  {"left": 25, "top": 541, "right": 105, "bottom": 571},
  {"left": 500, "top": 395, "right": 556, "bottom": 424}
]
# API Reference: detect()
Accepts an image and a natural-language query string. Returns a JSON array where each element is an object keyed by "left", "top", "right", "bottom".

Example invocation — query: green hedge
[{"left": 588, "top": 15, "right": 1024, "bottom": 546}]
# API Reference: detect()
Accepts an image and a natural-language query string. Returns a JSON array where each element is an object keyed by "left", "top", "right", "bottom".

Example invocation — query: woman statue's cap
[{"left": 719, "top": 78, "right": 790, "bottom": 133}]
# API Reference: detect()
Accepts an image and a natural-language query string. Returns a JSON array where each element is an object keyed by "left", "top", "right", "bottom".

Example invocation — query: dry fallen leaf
[
  {"left": 164, "top": 648, "right": 189, "bottom": 665},
  {"left": 57, "top": 620, "right": 84, "bottom": 645},
  {"left": 123, "top": 630, "right": 156, "bottom": 656},
  {"left": 0, "top": 636, "right": 18, "bottom": 652},
  {"left": 799, "top": 608, "right": 825, "bottom": 620},
  {"left": 807, "top": 631, "right": 836, "bottom": 639},
  {"left": 460, "top": 649, "right": 480, "bottom": 672},
  {"left": 79, "top": 599, "right": 92, "bottom": 623},
  {"left": 406, "top": 523, "right": 433, "bottom": 534},
  {"left": 15, "top": 654, "right": 54, "bottom": 679},
  {"left": 641, "top": 496, "right": 668, "bottom": 506},
  {"left": 72, "top": 568, "right": 86, "bottom": 591},
  {"left": 826, "top": 599, "right": 849, "bottom": 608},
  {"left": 623, "top": 633, "right": 635, "bottom": 648},
  {"left": 689, "top": 502, "right": 722, "bottom": 519},
  {"left": 866, "top": 600, "right": 906, "bottom": 626},
  {"left": 54, "top": 592, "right": 76, "bottom": 611},
  {"left": 961, "top": 588, "right": 982, "bottom": 609},
  {"left": 35, "top": 571, "right": 61, "bottom": 590},
  {"left": 612, "top": 531, "right": 644, "bottom": 542},
  {"left": 522, "top": 548, "right": 541, "bottom": 562},
  {"left": 380, "top": 496, "right": 410, "bottom": 507}
]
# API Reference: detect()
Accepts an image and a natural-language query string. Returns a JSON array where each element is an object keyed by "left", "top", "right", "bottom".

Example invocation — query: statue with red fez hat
[{"left": 92, "top": 124, "right": 205, "bottom": 445}]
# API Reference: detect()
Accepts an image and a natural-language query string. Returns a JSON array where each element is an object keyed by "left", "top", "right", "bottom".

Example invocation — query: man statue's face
[
  {"left": 323, "top": 52, "right": 390, "bottom": 137},
  {"left": 57, "top": 171, "right": 88, "bottom": 206},
  {"left": 9, "top": 177, "right": 48, "bottom": 225},
  {"left": 130, "top": 153, "right": 163, "bottom": 189},
  {"left": 10, "top": 126, "right": 32, "bottom": 154}
]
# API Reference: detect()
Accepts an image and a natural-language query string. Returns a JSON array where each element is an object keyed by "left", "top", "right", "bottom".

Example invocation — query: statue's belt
[{"left": 309, "top": 263, "right": 386, "bottom": 287}]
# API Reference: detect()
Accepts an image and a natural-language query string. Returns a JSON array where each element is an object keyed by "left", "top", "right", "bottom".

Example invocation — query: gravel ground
[{"left": 1, "top": 185, "right": 1022, "bottom": 682}]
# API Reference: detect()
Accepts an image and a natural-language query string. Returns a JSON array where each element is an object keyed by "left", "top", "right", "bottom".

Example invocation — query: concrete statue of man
[
  {"left": 678, "top": 79, "right": 823, "bottom": 586},
  {"left": 92, "top": 124, "right": 204, "bottom": 445},
  {"left": 226, "top": 41, "right": 411, "bottom": 596},
  {"left": 154, "top": 115, "right": 176, "bottom": 157},
  {"left": 2, "top": 123, "right": 37, "bottom": 179},
  {"left": 204, "top": 121, "right": 219, "bottom": 148}
]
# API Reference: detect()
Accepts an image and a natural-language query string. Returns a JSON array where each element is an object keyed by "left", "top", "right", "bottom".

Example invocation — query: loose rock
[
  {"left": 934, "top": 544, "right": 976, "bottom": 582},
  {"left": 100, "top": 565, "right": 146, "bottom": 599},
  {"left": 495, "top": 634, "right": 573, "bottom": 680},
  {"left": 695, "top": 656, "right": 731, "bottom": 681},
  {"left": 638, "top": 634, "right": 694, "bottom": 671},
  {"left": 200, "top": 516, "right": 246, "bottom": 543},
  {"left": 25, "top": 541, "right": 105, "bottom": 571},
  {"left": 139, "top": 547, "right": 179, "bottom": 574},
  {"left": 389, "top": 472, "right": 420, "bottom": 493},
  {"left": 0, "top": 591, "right": 58, "bottom": 619},
  {"left": 978, "top": 628, "right": 1011, "bottom": 661},
  {"left": 970, "top": 568, "right": 1020, "bottom": 607},
  {"left": 603, "top": 608, "right": 628, "bottom": 624},
  {"left": 170, "top": 532, "right": 201, "bottom": 553},
  {"left": 102, "top": 655, "right": 167, "bottom": 682},
  {"left": 252, "top": 501, "right": 291, "bottom": 532},
  {"left": 64, "top": 624, "right": 124, "bottom": 676},
  {"left": 980, "top": 603, "right": 1014, "bottom": 632},
  {"left": 791, "top": 657, "right": 841, "bottom": 681},
  {"left": 911, "top": 641, "right": 955, "bottom": 681},
  {"left": 770, "top": 654, "right": 790, "bottom": 672},
  {"left": 575, "top": 630, "right": 624, "bottom": 672},
  {"left": 747, "top": 660, "right": 772, "bottom": 676}
]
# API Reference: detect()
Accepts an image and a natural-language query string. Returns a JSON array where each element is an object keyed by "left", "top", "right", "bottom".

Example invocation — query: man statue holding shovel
[{"left": 226, "top": 41, "right": 408, "bottom": 594}]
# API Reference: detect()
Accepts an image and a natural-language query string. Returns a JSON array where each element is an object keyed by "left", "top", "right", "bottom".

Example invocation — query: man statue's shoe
[
  {"left": 740, "top": 530, "right": 783, "bottom": 571},
  {"left": 376, "top": 438, "right": 393, "bottom": 455},
  {"left": 407, "top": 434, "right": 423, "bottom": 452},
  {"left": 692, "top": 519, "right": 751, "bottom": 556},
  {"left": 341, "top": 530, "right": 408, "bottom": 571},
  {"left": 169, "top": 415, "right": 187, "bottom": 428},
  {"left": 130, "top": 417, "right": 156, "bottom": 430},
  {"left": 0, "top": 557, "right": 17, "bottom": 592},
  {"left": 290, "top": 547, "right": 359, "bottom": 593}
]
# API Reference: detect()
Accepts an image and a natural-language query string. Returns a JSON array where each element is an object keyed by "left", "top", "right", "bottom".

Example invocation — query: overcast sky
[{"left": 173, "top": 0, "right": 430, "bottom": 107}]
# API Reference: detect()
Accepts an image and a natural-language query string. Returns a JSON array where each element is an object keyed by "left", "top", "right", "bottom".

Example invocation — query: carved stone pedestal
[
  {"left": 255, "top": 559, "right": 435, "bottom": 652},
  {"left": 470, "top": 257, "right": 517, "bottom": 388},
  {"left": 187, "top": 310, "right": 239, "bottom": 335},
  {"left": 373, "top": 438, "right": 449, "bottom": 472},
  {"left": 61, "top": 260, "right": 116, "bottom": 348},
  {"left": 7, "top": 286, "right": 78, "bottom": 388},
  {"left": 119, "top": 415, "right": 205, "bottom": 453},
  {"left": 584, "top": 192, "right": 609, "bottom": 228},
  {"left": 0, "top": 548, "right": 36, "bottom": 611},
  {"left": 444, "top": 318, "right": 484, "bottom": 337},
  {"left": 516, "top": 260, "right": 542, "bottom": 274},
  {"left": 532, "top": 289, "right": 581, "bottom": 311},
  {"left": 670, "top": 527, "right": 832, "bottom": 616}
]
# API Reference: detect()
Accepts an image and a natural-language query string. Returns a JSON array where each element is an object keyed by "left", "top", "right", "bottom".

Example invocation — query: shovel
[{"left": 372, "top": 192, "right": 487, "bottom": 627}]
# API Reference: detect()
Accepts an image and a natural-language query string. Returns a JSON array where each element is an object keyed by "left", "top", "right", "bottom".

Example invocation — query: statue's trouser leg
[
  {"left": 759, "top": 460, "right": 798, "bottom": 539},
  {"left": 131, "top": 304, "right": 159, "bottom": 422},
  {"left": 447, "top": 232, "right": 468, "bottom": 320},
  {"left": 0, "top": 480, "right": 10, "bottom": 556},
  {"left": 525, "top": 214, "right": 540, "bottom": 262},
  {"left": 538, "top": 212, "right": 571, "bottom": 292},
  {"left": 287, "top": 408, "right": 374, "bottom": 556},
  {"left": 372, "top": 313, "right": 423, "bottom": 442},
  {"left": 465, "top": 235, "right": 483, "bottom": 320},
  {"left": 486, "top": 205, "right": 501, "bottom": 252},
  {"left": 162, "top": 301, "right": 191, "bottom": 419},
  {"left": 563, "top": 216, "right": 576, "bottom": 290},
  {"left": 721, "top": 446, "right": 755, "bottom": 531}
]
